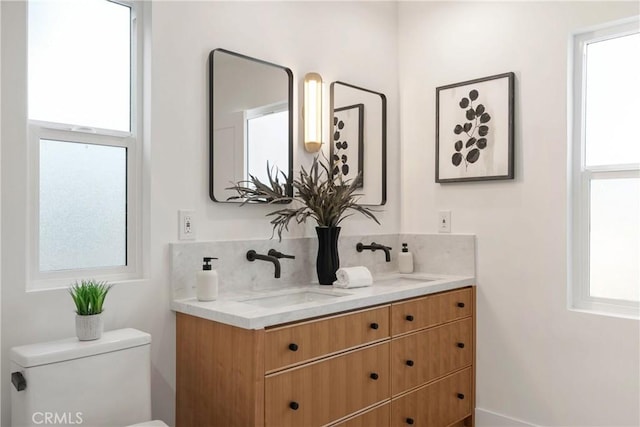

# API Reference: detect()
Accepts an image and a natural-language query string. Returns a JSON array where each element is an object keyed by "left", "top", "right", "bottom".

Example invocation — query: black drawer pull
[
  {"left": 405, "top": 315, "right": 414, "bottom": 321},
  {"left": 288, "top": 343, "right": 298, "bottom": 352},
  {"left": 370, "top": 322, "right": 379, "bottom": 330},
  {"left": 289, "top": 401, "right": 299, "bottom": 410},
  {"left": 406, "top": 360, "right": 414, "bottom": 367},
  {"left": 457, "top": 342, "right": 465, "bottom": 348},
  {"left": 457, "top": 302, "right": 465, "bottom": 308},
  {"left": 370, "top": 372, "right": 379, "bottom": 380},
  {"left": 406, "top": 418, "right": 415, "bottom": 425},
  {"left": 457, "top": 393, "right": 465, "bottom": 400}
]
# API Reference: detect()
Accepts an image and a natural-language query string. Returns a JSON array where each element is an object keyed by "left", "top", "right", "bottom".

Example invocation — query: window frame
[
  {"left": 27, "top": 0, "right": 144, "bottom": 290},
  {"left": 568, "top": 16, "right": 640, "bottom": 318}
]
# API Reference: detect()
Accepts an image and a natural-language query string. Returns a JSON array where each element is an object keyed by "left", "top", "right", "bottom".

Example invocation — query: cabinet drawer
[
  {"left": 391, "top": 288, "right": 472, "bottom": 336},
  {"left": 391, "top": 367, "right": 472, "bottom": 427},
  {"left": 265, "top": 305, "right": 389, "bottom": 372},
  {"left": 265, "top": 342, "right": 390, "bottom": 427},
  {"left": 392, "top": 318, "right": 472, "bottom": 396},
  {"left": 331, "top": 402, "right": 390, "bottom": 427}
]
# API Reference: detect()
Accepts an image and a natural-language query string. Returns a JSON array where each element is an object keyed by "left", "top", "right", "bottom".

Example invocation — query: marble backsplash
[{"left": 170, "top": 233, "right": 475, "bottom": 299}]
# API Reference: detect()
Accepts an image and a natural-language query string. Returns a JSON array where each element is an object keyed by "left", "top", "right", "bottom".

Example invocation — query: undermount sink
[
  {"left": 374, "top": 276, "right": 435, "bottom": 287},
  {"left": 240, "top": 289, "right": 351, "bottom": 309}
]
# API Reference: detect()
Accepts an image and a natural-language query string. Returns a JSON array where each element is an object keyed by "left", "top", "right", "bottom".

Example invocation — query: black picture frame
[
  {"left": 332, "top": 103, "right": 364, "bottom": 187},
  {"left": 436, "top": 72, "right": 515, "bottom": 183}
]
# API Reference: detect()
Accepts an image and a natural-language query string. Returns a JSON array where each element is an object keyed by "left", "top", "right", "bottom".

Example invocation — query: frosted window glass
[
  {"left": 28, "top": 0, "right": 131, "bottom": 131},
  {"left": 585, "top": 33, "right": 640, "bottom": 166},
  {"left": 247, "top": 110, "right": 289, "bottom": 183},
  {"left": 589, "top": 177, "right": 640, "bottom": 301},
  {"left": 39, "top": 140, "right": 127, "bottom": 271}
]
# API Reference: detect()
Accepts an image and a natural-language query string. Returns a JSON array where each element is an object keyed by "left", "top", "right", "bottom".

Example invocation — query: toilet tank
[{"left": 10, "top": 328, "right": 152, "bottom": 427}]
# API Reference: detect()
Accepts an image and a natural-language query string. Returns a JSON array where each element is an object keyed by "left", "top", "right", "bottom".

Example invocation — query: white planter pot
[{"left": 75, "top": 313, "right": 104, "bottom": 341}]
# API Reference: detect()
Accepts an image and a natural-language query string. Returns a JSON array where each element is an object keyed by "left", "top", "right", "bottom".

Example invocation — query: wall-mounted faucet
[
  {"left": 267, "top": 249, "right": 295, "bottom": 260},
  {"left": 356, "top": 242, "right": 392, "bottom": 262},
  {"left": 246, "top": 249, "right": 295, "bottom": 278}
]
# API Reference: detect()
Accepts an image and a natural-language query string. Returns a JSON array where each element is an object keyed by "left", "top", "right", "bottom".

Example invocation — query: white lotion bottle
[
  {"left": 196, "top": 257, "right": 219, "bottom": 301},
  {"left": 398, "top": 243, "right": 414, "bottom": 274}
]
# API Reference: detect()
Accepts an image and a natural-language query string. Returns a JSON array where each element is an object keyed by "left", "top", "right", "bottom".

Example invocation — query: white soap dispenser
[
  {"left": 398, "top": 243, "right": 414, "bottom": 274},
  {"left": 196, "top": 257, "right": 219, "bottom": 301}
]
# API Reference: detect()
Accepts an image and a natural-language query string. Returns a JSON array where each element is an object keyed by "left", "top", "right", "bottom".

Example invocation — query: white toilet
[{"left": 10, "top": 328, "right": 168, "bottom": 427}]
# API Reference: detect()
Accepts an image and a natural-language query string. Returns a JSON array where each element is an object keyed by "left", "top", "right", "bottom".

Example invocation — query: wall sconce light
[{"left": 303, "top": 72, "right": 323, "bottom": 153}]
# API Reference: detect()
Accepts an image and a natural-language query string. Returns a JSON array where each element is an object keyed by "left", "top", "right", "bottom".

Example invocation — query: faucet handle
[{"left": 268, "top": 249, "right": 295, "bottom": 259}]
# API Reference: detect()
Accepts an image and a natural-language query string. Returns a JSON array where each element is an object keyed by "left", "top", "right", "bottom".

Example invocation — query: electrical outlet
[
  {"left": 179, "top": 210, "right": 196, "bottom": 240},
  {"left": 438, "top": 211, "right": 451, "bottom": 233}
]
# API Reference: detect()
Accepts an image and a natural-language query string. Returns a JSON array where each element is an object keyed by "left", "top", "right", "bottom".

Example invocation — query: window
[
  {"left": 28, "top": 0, "right": 142, "bottom": 289},
  {"left": 569, "top": 17, "right": 640, "bottom": 318}
]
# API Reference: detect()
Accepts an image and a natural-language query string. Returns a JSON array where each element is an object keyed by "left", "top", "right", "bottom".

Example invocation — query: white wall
[
  {"left": 1, "top": 1, "right": 399, "bottom": 425},
  {"left": 397, "top": 2, "right": 639, "bottom": 426},
  {"left": 0, "top": 3, "right": 3, "bottom": 422},
  {"left": 152, "top": 0, "right": 400, "bottom": 244}
]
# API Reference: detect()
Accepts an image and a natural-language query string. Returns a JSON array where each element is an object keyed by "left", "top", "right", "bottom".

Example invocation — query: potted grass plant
[
  {"left": 69, "top": 280, "right": 113, "bottom": 341},
  {"left": 229, "top": 156, "right": 380, "bottom": 284}
]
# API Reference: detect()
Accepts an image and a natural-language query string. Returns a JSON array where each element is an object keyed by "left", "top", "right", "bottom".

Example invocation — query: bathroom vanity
[{"left": 174, "top": 276, "right": 475, "bottom": 427}]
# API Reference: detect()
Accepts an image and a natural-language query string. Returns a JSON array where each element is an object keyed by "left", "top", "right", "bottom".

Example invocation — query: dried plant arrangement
[{"left": 228, "top": 155, "right": 379, "bottom": 240}]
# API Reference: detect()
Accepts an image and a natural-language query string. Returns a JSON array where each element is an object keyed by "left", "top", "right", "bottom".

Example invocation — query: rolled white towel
[{"left": 333, "top": 266, "right": 373, "bottom": 288}]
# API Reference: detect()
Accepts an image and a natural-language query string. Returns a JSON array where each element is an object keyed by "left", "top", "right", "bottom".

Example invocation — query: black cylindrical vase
[{"left": 316, "top": 226, "right": 341, "bottom": 285}]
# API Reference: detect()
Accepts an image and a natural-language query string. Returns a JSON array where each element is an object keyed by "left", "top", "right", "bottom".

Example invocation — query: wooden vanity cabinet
[{"left": 176, "top": 286, "right": 475, "bottom": 427}]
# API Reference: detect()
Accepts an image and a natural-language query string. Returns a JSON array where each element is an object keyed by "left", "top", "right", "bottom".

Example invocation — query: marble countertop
[{"left": 170, "top": 272, "right": 475, "bottom": 329}]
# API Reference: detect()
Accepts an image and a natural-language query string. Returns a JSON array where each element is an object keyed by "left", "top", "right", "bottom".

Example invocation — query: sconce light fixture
[{"left": 303, "top": 72, "right": 323, "bottom": 153}]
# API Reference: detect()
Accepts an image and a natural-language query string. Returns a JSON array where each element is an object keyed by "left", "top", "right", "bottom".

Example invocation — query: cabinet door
[
  {"left": 331, "top": 402, "right": 390, "bottom": 427},
  {"left": 391, "top": 288, "right": 472, "bottom": 336},
  {"left": 391, "top": 318, "right": 472, "bottom": 396},
  {"left": 391, "top": 367, "right": 472, "bottom": 427},
  {"left": 265, "top": 342, "right": 390, "bottom": 427},
  {"left": 265, "top": 305, "right": 390, "bottom": 372}
]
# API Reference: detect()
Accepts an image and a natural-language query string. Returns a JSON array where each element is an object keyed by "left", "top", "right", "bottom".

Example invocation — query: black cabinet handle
[
  {"left": 370, "top": 372, "right": 379, "bottom": 380},
  {"left": 405, "top": 315, "right": 414, "bottom": 321},
  {"left": 406, "top": 418, "right": 415, "bottom": 425},
  {"left": 288, "top": 343, "right": 298, "bottom": 352},
  {"left": 457, "top": 393, "right": 465, "bottom": 400},
  {"left": 406, "top": 360, "right": 414, "bottom": 367},
  {"left": 289, "top": 401, "right": 299, "bottom": 410},
  {"left": 457, "top": 302, "right": 465, "bottom": 308},
  {"left": 370, "top": 322, "right": 379, "bottom": 330},
  {"left": 457, "top": 342, "right": 465, "bottom": 348}
]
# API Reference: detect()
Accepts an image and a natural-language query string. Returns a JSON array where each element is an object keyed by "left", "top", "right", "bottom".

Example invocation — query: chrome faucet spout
[{"left": 356, "top": 242, "right": 392, "bottom": 262}]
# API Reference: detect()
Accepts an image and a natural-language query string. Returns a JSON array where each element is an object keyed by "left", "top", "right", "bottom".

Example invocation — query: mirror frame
[
  {"left": 330, "top": 81, "right": 387, "bottom": 206},
  {"left": 209, "top": 48, "right": 294, "bottom": 203}
]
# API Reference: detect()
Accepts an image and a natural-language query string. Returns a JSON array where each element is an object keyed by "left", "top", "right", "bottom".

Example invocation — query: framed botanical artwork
[
  {"left": 436, "top": 72, "right": 515, "bottom": 183},
  {"left": 332, "top": 103, "right": 364, "bottom": 187}
]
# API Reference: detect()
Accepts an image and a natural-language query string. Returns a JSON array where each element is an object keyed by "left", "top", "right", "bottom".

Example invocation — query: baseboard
[{"left": 475, "top": 408, "right": 539, "bottom": 427}]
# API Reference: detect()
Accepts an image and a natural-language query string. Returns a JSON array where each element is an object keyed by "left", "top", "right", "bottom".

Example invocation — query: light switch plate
[
  {"left": 438, "top": 211, "right": 451, "bottom": 233},
  {"left": 179, "top": 210, "right": 196, "bottom": 240}
]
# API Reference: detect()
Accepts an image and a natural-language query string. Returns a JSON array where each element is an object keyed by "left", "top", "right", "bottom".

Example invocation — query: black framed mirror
[
  {"left": 330, "top": 81, "right": 387, "bottom": 206},
  {"left": 209, "top": 49, "right": 293, "bottom": 202}
]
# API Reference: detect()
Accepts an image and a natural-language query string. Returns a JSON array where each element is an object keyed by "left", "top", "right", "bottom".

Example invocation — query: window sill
[
  {"left": 27, "top": 277, "right": 149, "bottom": 293},
  {"left": 569, "top": 303, "right": 639, "bottom": 321}
]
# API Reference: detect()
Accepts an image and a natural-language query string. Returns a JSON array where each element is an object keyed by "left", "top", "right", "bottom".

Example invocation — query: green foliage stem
[{"left": 69, "top": 280, "right": 113, "bottom": 316}]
